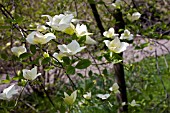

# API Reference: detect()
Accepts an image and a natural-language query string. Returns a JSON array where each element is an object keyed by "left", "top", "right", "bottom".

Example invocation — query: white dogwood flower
[
  {"left": 53, "top": 52, "right": 66, "bottom": 62},
  {"left": 103, "top": 28, "right": 119, "bottom": 38},
  {"left": 103, "top": 37, "right": 129, "bottom": 53},
  {"left": 63, "top": 23, "right": 75, "bottom": 35},
  {"left": 58, "top": 40, "right": 86, "bottom": 55},
  {"left": 75, "top": 24, "right": 93, "bottom": 37},
  {"left": 127, "top": 12, "right": 141, "bottom": 22},
  {"left": 83, "top": 92, "right": 91, "bottom": 100},
  {"left": 85, "top": 36, "right": 97, "bottom": 45},
  {"left": 26, "top": 31, "right": 56, "bottom": 44},
  {"left": 37, "top": 25, "right": 47, "bottom": 32},
  {"left": 63, "top": 90, "right": 77, "bottom": 105},
  {"left": 120, "top": 29, "right": 133, "bottom": 40},
  {"left": 22, "top": 66, "right": 41, "bottom": 80},
  {"left": 42, "top": 14, "right": 74, "bottom": 31},
  {"left": 96, "top": 94, "right": 110, "bottom": 100},
  {"left": 11, "top": 46, "right": 27, "bottom": 57},
  {"left": 111, "top": 0, "right": 122, "bottom": 8},
  {"left": 109, "top": 83, "right": 120, "bottom": 94},
  {"left": 129, "top": 100, "right": 140, "bottom": 107},
  {"left": 0, "top": 84, "right": 19, "bottom": 100}
]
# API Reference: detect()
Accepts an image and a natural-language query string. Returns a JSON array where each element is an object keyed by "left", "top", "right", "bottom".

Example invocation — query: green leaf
[
  {"left": 135, "top": 43, "right": 149, "bottom": 50},
  {"left": 44, "top": 66, "right": 55, "bottom": 71},
  {"left": 66, "top": 65, "right": 75, "bottom": 75},
  {"left": 62, "top": 57, "right": 70, "bottom": 65},
  {"left": 28, "top": 56, "right": 41, "bottom": 65},
  {"left": 88, "top": 0, "right": 95, "bottom": 4},
  {"left": 42, "top": 57, "right": 51, "bottom": 65},
  {"left": 75, "top": 59, "right": 91, "bottom": 69},
  {"left": 0, "top": 53, "right": 8, "bottom": 60},
  {"left": 11, "top": 55, "right": 19, "bottom": 61},
  {"left": 77, "top": 73, "right": 84, "bottom": 78},
  {"left": 97, "top": 1, "right": 105, "bottom": 4},
  {"left": 88, "top": 70, "right": 93, "bottom": 76},
  {"left": 0, "top": 26, "right": 11, "bottom": 29},
  {"left": 6, "top": 74, "right": 10, "bottom": 80},
  {"left": 79, "top": 35, "right": 86, "bottom": 43},
  {"left": 19, "top": 53, "right": 32, "bottom": 60},
  {"left": 15, "top": 16, "right": 24, "bottom": 24},
  {"left": 12, "top": 76, "right": 19, "bottom": 81},
  {"left": 30, "top": 45, "right": 36, "bottom": 54},
  {"left": 1, "top": 80, "right": 10, "bottom": 84}
]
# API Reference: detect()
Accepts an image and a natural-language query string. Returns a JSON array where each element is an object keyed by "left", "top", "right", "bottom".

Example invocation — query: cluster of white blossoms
[
  {"left": 7, "top": 9, "right": 141, "bottom": 104},
  {"left": 0, "top": 67, "right": 42, "bottom": 100},
  {"left": 103, "top": 28, "right": 133, "bottom": 53},
  {"left": 57, "top": 40, "right": 86, "bottom": 56},
  {"left": 96, "top": 83, "right": 120, "bottom": 100}
]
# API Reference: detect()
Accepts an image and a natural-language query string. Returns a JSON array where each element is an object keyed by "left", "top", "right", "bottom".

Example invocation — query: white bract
[
  {"left": 58, "top": 40, "right": 86, "bottom": 55},
  {"left": 11, "top": 46, "right": 27, "bottom": 57},
  {"left": 127, "top": 12, "right": 141, "bottom": 22},
  {"left": 0, "top": 84, "right": 18, "bottom": 100},
  {"left": 63, "top": 90, "right": 77, "bottom": 105},
  {"left": 22, "top": 66, "right": 41, "bottom": 80},
  {"left": 129, "top": 100, "right": 140, "bottom": 107},
  {"left": 96, "top": 94, "right": 110, "bottom": 100},
  {"left": 132, "top": 12, "right": 141, "bottom": 20},
  {"left": 75, "top": 24, "right": 93, "bottom": 37},
  {"left": 122, "top": 102, "right": 126, "bottom": 106},
  {"left": 83, "top": 92, "right": 91, "bottom": 100},
  {"left": 63, "top": 23, "right": 75, "bottom": 35},
  {"left": 103, "top": 28, "right": 119, "bottom": 38},
  {"left": 37, "top": 25, "right": 47, "bottom": 32},
  {"left": 111, "top": 0, "right": 122, "bottom": 8},
  {"left": 85, "top": 36, "right": 97, "bottom": 45},
  {"left": 42, "top": 14, "right": 74, "bottom": 31},
  {"left": 120, "top": 29, "right": 133, "bottom": 40},
  {"left": 109, "top": 83, "right": 120, "bottom": 94},
  {"left": 26, "top": 31, "right": 56, "bottom": 44},
  {"left": 71, "top": 19, "right": 80, "bottom": 24},
  {"left": 103, "top": 37, "right": 129, "bottom": 53},
  {"left": 53, "top": 52, "right": 65, "bottom": 62}
]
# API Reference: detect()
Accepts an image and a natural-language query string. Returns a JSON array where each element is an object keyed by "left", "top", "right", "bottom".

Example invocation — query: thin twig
[
  {"left": 14, "top": 80, "right": 29, "bottom": 107},
  {"left": 38, "top": 78, "right": 56, "bottom": 108},
  {"left": 20, "top": 99, "right": 38, "bottom": 113}
]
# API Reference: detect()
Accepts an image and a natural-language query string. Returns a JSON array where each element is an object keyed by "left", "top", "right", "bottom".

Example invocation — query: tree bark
[
  {"left": 114, "top": 10, "right": 128, "bottom": 113},
  {"left": 88, "top": 2, "right": 105, "bottom": 36},
  {"left": 88, "top": 1, "right": 128, "bottom": 112}
]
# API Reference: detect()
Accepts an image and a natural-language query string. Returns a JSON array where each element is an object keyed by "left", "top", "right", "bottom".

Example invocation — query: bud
[{"left": 63, "top": 90, "right": 77, "bottom": 105}]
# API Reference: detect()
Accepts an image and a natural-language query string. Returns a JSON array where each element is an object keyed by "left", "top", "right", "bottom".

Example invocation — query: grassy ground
[{"left": 125, "top": 54, "right": 170, "bottom": 113}]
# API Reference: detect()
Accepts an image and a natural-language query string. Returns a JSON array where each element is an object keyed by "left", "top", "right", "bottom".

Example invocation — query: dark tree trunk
[
  {"left": 88, "top": 2, "right": 105, "bottom": 36},
  {"left": 114, "top": 10, "right": 128, "bottom": 113},
  {"left": 88, "top": 1, "right": 128, "bottom": 112}
]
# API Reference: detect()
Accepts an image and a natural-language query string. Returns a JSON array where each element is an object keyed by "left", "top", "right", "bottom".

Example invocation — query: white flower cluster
[
  {"left": 103, "top": 28, "right": 133, "bottom": 53},
  {"left": 7, "top": 10, "right": 141, "bottom": 104}
]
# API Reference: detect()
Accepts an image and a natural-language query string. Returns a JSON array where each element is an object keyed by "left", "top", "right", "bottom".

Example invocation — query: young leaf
[
  {"left": 41, "top": 57, "right": 51, "bottom": 65},
  {"left": 30, "top": 45, "right": 36, "bottom": 54},
  {"left": 19, "top": 53, "right": 32, "bottom": 60},
  {"left": 75, "top": 59, "right": 91, "bottom": 69},
  {"left": 62, "top": 57, "right": 70, "bottom": 65},
  {"left": 66, "top": 65, "right": 75, "bottom": 75}
]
